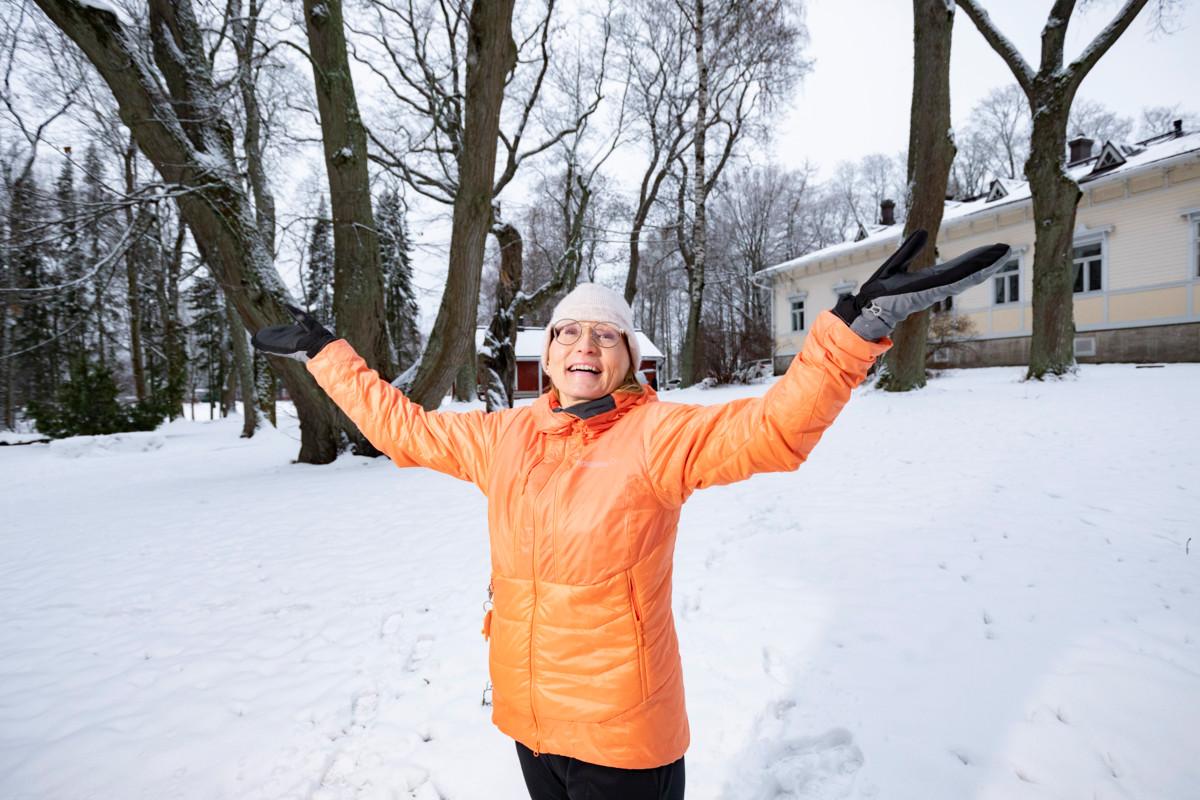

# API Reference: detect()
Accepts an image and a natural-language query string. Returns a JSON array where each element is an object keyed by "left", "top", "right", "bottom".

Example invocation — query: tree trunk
[
  {"left": 680, "top": 0, "right": 707, "bottom": 388},
  {"left": 123, "top": 139, "right": 146, "bottom": 401},
  {"left": 879, "top": 0, "right": 956, "bottom": 392},
  {"left": 303, "top": 0, "right": 392, "bottom": 454},
  {"left": 302, "top": 0, "right": 391, "bottom": 378},
  {"left": 406, "top": 0, "right": 517, "bottom": 410},
  {"left": 225, "top": 293, "right": 258, "bottom": 437},
  {"left": 481, "top": 223, "right": 523, "bottom": 411},
  {"left": 1026, "top": 96, "right": 1080, "bottom": 377},
  {"left": 34, "top": 0, "right": 345, "bottom": 462}
]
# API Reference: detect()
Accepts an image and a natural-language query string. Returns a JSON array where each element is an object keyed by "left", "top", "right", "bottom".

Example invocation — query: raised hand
[
  {"left": 833, "top": 230, "right": 1011, "bottom": 342},
  {"left": 250, "top": 304, "right": 337, "bottom": 362}
]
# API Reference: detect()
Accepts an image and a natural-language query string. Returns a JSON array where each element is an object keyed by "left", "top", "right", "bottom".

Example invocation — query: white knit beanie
[{"left": 542, "top": 283, "right": 641, "bottom": 370}]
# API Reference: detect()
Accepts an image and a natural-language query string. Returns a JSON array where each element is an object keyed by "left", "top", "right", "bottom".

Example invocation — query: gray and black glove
[
  {"left": 832, "top": 230, "right": 1011, "bottom": 341},
  {"left": 250, "top": 304, "right": 336, "bottom": 362}
]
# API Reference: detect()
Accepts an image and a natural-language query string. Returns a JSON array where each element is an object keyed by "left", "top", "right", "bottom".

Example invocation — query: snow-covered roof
[
  {"left": 474, "top": 327, "right": 664, "bottom": 361},
  {"left": 761, "top": 129, "right": 1200, "bottom": 279}
]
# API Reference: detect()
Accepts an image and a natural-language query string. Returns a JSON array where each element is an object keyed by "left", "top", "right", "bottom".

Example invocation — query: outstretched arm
[
  {"left": 253, "top": 306, "right": 503, "bottom": 487},
  {"left": 645, "top": 310, "right": 886, "bottom": 506},
  {"left": 645, "top": 233, "right": 1011, "bottom": 506}
]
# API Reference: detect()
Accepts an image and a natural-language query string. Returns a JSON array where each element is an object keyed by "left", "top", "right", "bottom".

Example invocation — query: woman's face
[{"left": 545, "top": 320, "right": 632, "bottom": 408}]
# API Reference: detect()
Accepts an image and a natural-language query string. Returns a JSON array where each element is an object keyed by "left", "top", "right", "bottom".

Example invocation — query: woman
[{"left": 253, "top": 231, "right": 1009, "bottom": 799}]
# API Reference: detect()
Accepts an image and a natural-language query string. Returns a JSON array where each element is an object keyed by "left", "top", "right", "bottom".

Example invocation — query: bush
[{"left": 27, "top": 360, "right": 169, "bottom": 438}]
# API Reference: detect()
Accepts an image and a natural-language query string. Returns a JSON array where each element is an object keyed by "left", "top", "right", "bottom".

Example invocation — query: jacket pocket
[{"left": 626, "top": 570, "right": 650, "bottom": 701}]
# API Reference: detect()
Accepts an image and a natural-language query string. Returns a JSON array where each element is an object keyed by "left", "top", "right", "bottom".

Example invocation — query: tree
[
  {"left": 1068, "top": 97, "right": 1134, "bottom": 144},
  {"left": 32, "top": 0, "right": 350, "bottom": 461},
  {"left": 376, "top": 187, "right": 421, "bottom": 374},
  {"left": 302, "top": 197, "right": 334, "bottom": 321},
  {"left": 956, "top": 0, "right": 1173, "bottom": 379},
  {"left": 1137, "top": 104, "right": 1198, "bottom": 138},
  {"left": 302, "top": 0, "right": 392, "bottom": 387},
  {"left": 675, "top": 0, "right": 808, "bottom": 386},
  {"left": 878, "top": 0, "right": 957, "bottom": 392},
  {"left": 617, "top": 0, "right": 694, "bottom": 306}
]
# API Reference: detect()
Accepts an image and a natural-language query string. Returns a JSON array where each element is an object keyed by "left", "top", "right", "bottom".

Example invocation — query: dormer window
[
  {"left": 985, "top": 179, "right": 1009, "bottom": 203},
  {"left": 1089, "top": 141, "right": 1128, "bottom": 174}
]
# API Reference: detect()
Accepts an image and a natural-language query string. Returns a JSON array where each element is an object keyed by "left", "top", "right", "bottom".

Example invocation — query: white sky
[{"left": 770, "top": 0, "right": 1200, "bottom": 180}]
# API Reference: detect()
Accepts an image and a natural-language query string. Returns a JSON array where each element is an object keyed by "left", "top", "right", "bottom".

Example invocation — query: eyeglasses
[{"left": 552, "top": 320, "right": 625, "bottom": 348}]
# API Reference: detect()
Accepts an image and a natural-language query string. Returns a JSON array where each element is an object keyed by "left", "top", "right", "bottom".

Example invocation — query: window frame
[
  {"left": 1071, "top": 231, "right": 1108, "bottom": 295},
  {"left": 788, "top": 291, "right": 808, "bottom": 333},
  {"left": 993, "top": 256, "right": 1021, "bottom": 305}
]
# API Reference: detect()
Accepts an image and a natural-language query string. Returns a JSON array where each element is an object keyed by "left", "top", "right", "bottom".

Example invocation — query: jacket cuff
[{"left": 815, "top": 309, "right": 891, "bottom": 360}]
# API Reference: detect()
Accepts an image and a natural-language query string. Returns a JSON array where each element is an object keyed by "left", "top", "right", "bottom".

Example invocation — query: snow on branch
[
  {"left": 956, "top": 0, "right": 1035, "bottom": 95},
  {"left": 1066, "top": 0, "right": 1152, "bottom": 90}
]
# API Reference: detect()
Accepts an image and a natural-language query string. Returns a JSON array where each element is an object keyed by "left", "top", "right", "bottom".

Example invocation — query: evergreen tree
[
  {"left": 54, "top": 155, "right": 89, "bottom": 357},
  {"left": 10, "top": 168, "right": 57, "bottom": 407},
  {"left": 302, "top": 197, "right": 334, "bottom": 323},
  {"left": 185, "top": 273, "right": 228, "bottom": 419},
  {"left": 376, "top": 187, "right": 421, "bottom": 372},
  {"left": 81, "top": 142, "right": 120, "bottom": 367}
]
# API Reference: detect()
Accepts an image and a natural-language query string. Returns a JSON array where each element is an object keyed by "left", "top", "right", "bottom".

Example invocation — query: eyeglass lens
[{"left": 554, "top": 321, "right": 622, "bottom": 348}]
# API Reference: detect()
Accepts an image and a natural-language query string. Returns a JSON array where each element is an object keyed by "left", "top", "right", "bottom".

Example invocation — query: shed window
[
  {"left": 1072, "top": 242, "right": 1104, "bottom": 293},
  {"left": 790, "top": 299, "right": 805, "bottom": 332}
]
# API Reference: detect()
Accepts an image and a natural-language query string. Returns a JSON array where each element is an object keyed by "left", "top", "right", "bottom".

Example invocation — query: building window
[
  {"left": 931, "top": 296, "right": 953, "bottom": 313},
  {"left": 1072, "top": 242, "right": 1104, "bottom": 293},
  {"left": 832, "top": 280, "right": 856, "bottom": 299},
  {"left": 1194, "top": 218, "right": 1200, "bottom": 277},
  {"left": 993, "top": 258, "right": 1020, "bottom": 304},
  {"left": 790, "top": 299, "right": 805, "bottom": 332}
]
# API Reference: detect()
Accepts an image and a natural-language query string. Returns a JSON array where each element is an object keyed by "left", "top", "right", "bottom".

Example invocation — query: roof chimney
[
  {"left": 880, "top": 198, "right": 896, "bottom": 226},
  {"left": 1068, "top": 135, "right": 1095, "bottom": 165},
  {"left": 1174, "top": 118, "right": 1184, "bottom": 137}
]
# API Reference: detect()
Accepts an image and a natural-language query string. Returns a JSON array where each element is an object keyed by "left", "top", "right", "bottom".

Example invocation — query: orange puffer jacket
[{"left": 307, "top": 310, "right": 889, "bottom": 769}]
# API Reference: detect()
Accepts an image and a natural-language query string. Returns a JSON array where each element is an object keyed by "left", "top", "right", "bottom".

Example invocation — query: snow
[{"left": 2, "top": 365, "right": 1198, "bottom": 799}]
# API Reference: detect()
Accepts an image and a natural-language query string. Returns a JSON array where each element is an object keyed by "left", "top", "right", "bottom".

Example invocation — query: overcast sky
[{"left": 770, "top": 0, "right": 1200, "bottom": 179}]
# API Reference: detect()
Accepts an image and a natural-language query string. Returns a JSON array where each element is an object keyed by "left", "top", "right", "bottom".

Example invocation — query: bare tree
[
  {"left": 674, "top": 0, "right": 808, "bottom": 386},
  {"left": 615, "top": 0, "right": 693, "bottom": 306},
  {"left": 302, "top": 0, "right": 391, "bottom": 386},
  {"left": 1068, "top": 97, "right": 1134, "bottom": 145},
  {"left": 1137, "top": 103, "right": 1198, "bottom": 138},
  {"left": 878, "top": 0, "right": 956, "bottom": 392},
  {"left": 956, "top": 0, "right": 1174, "bottom": 379},
  {"left": 31, "top": 0, "right": 350, "bottom": 462}
]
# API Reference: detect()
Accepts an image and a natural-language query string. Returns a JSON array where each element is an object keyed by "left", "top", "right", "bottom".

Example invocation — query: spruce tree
[
  {"left": 186, "top": 273, "right": 228, "bottom": 420},
  {"left": 376, "top": 187, "right": 421, "bottom": 372},
  {"left": 302, "top": 197, "right": 334, "bottom": 323}
]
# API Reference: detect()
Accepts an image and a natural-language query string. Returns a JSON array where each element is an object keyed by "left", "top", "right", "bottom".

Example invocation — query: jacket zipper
[{"left": 627, "top": 570, "right": 650, "bottom": 700}]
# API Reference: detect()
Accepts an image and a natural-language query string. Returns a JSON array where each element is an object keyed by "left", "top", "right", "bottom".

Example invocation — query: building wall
[{"left": 771, "top": 152, "right": 1200, "bottom": 367}]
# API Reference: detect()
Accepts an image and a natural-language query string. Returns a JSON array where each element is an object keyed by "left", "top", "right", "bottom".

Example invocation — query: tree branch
[{"left": 956, "top": 0, "right": 1035, "bottom": 95}]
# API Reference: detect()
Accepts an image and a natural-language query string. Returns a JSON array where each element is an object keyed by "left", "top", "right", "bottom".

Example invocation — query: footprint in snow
[{"left": 736, "top": 728, "right": 865, "bottom": 800}]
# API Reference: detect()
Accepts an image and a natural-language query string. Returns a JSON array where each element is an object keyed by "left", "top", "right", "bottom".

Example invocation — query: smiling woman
[{"left": 541, "top": 286, "right": 641, "bottom": 408}]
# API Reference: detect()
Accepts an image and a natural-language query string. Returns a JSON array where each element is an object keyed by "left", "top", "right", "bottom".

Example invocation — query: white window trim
[
  {"left": 831, "top": 280, "right": 857, "bottom": 298},
  {"left": 788, "top": 291, "right": 808, "bottom": 333},
  {"left": 993, "top": 254, "right": 1021, "bottom": 306},
  {"left": 1072, "top": 225, "right": 1110, "bottom": 296},
  {"left": 1185, "top": 209, "right": 1200, "bottom": 280}
]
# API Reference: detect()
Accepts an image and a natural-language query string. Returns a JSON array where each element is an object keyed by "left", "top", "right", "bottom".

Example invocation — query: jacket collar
[{"left": 531, "top": 386, "right": 657, "bottom": 435}]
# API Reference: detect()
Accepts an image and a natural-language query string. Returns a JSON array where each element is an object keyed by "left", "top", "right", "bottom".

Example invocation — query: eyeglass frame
[{"left": 550, "top": 319, "right": 628, "bottom": 349}]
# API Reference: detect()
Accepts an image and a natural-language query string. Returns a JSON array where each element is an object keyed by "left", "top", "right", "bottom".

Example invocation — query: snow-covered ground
[{"left": 2, "top": 364, "right": 1197, "bottom": 800}]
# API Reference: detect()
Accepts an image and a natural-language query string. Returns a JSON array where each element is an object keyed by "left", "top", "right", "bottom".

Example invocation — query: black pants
[{"left": 516, "top": 742, "right": 685, "bottom": 800}]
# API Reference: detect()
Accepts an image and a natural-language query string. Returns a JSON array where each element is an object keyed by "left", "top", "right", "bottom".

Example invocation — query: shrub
[{"left": 27, "top": 360, "right": 168, "bottom": 438}]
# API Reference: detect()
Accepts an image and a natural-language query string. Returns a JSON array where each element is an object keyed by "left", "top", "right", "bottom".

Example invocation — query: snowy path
[{"left": 2, "top": 365, "right": 1197, "bottom": 799}]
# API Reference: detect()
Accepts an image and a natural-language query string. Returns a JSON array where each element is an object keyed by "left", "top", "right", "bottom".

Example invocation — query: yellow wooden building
[{"left": 760, "top": 124, "right": 1200, "bottom": 369}]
